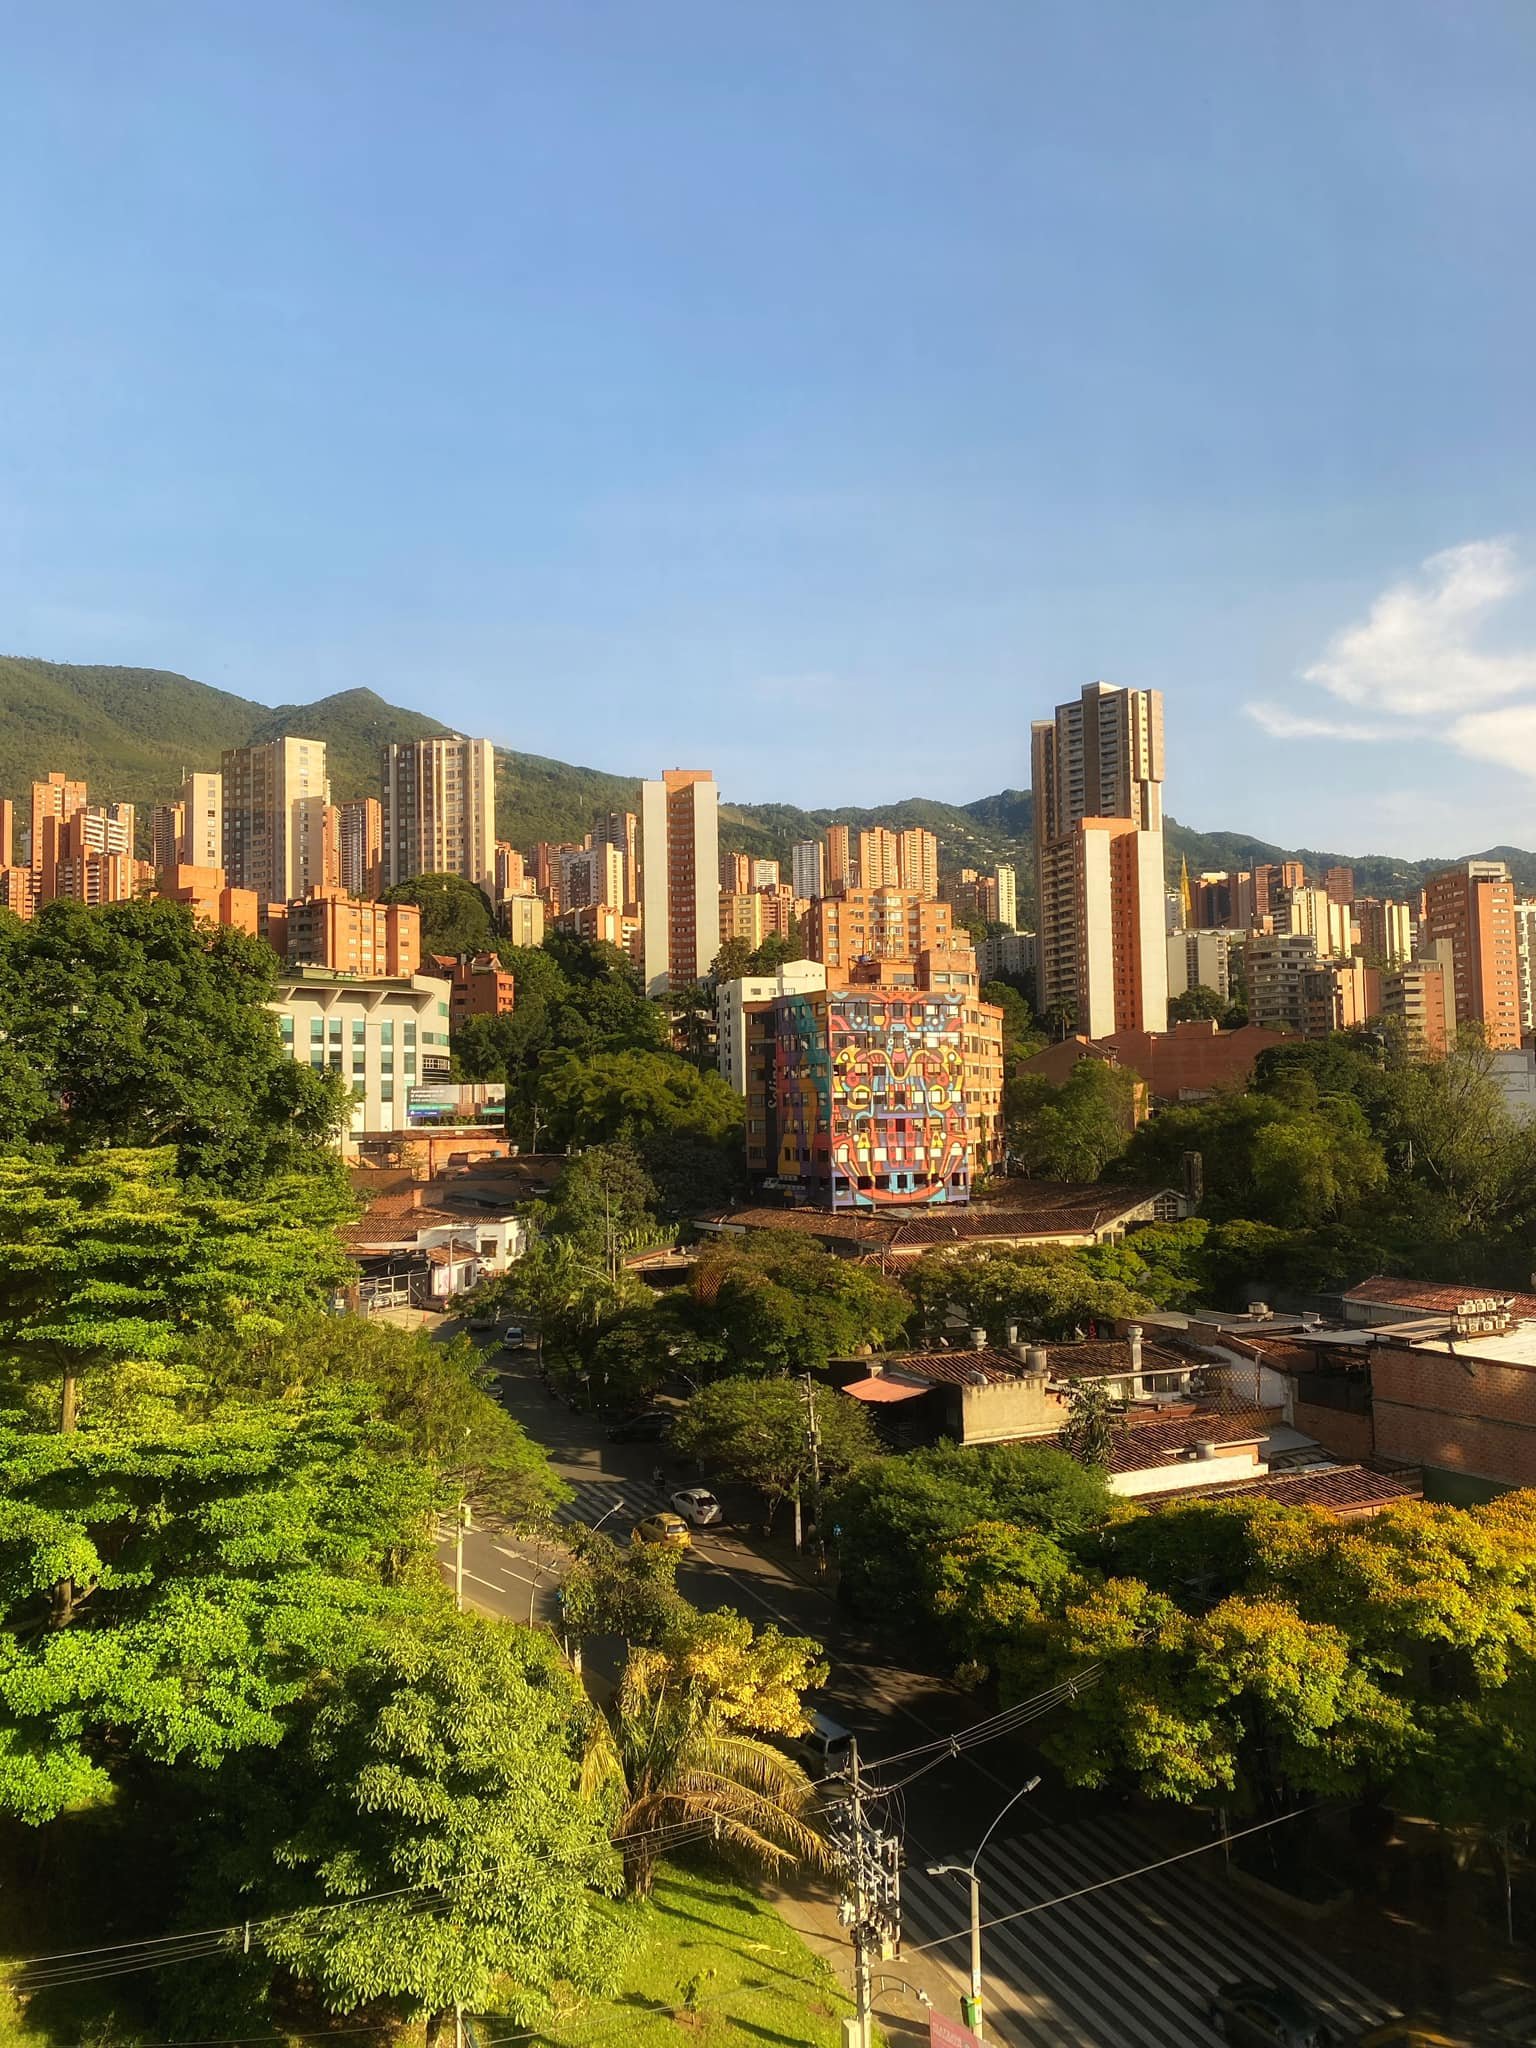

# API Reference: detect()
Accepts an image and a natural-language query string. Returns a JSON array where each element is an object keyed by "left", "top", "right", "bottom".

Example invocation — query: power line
[{"left": 906, "top": 1805, "right": 1325, "bottom": 1954}]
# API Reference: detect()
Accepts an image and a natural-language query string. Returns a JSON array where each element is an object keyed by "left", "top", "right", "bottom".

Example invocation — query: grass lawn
[
  {"left": 0, "top": 1840, "right": 864, "bottom": 2048},
  {"left": 521, "top": 1861, "right": 862, "bottom": 2048}
]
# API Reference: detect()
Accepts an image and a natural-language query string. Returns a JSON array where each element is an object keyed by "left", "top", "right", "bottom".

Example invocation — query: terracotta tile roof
[
  {"left": 1161, "top": 1465, "right": 1422, "bottom": 1513},
  {"left": 1035, "top": 1409, "right": 1273, "bottom": 1474},
  {"left": 1221, "top": 1335, "right": 1343, "bottom": 1373},
  {"left": 695, "top": 1183, "right": 1183, "bottom": 1251},
  {"left": 841, "top": 1375, "right": 933, "bottom": 1404},
  {"left": 1039, "top": 1338, "right": 1189, "bottom": 1380},
  {"left": 880, "top": 1347, "right": 1026, "bottom": 1386},
  {"left": 1345, "top": 1276, "right": 1536, "bottom": 1318},
  {"left": 340, "top": 1201, "right": 463, "bottom": 1246}
]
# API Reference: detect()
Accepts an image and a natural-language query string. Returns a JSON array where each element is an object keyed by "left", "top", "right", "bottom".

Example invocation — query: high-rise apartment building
[
  {"left": 1517, "top": 902, "right": 1536, "bottom": 1038},
  {"left": 640, "top": 770, "right": 720, "bottom": 995},
  {"left": 1276, "top": 885, "right": 1351, "bottom": 959},
  {"left": 897, "top": 828, "right": 939, "bottom": 899},
  {"left": 994, "top": 864, "right": 1018, "bottom": 930},
  {"left": 1167, "top": 929, "right": 1232, "bottom": 1004},
  {"left": 560, "top": 842, "right": 625, "bottom": 912},
  {"left": 805, "top": 887, "right": 958, "bottom": 973},
  {"left": 40, "top": 803, "right": 140, "bottom": 906},
  {"left": 150, "top": 802, "right": 185, "bottom": 876},
  {"left": 791, "top": 839, "right": 825, "bottom": 901},
  {"left": 555, "top": 901, "right": 641, "bottom": 967},
  {"left": 180, "top": 772, "right": 222, "bottom": 871},
  {"left": 222, "top": 738, "right": 330, "bottom": 905},
  {"left": 743, "top": 966, "right": 1004, "bottom": 1208},
  {"left": 158, "top": 865, "right": 259, "bottom": 937},
  {"left": 715, "top": 961, "right": 829, "bottom": 1094},
  {"left": 380, "top": 735, "right": 497, "bottom": 893},
  {"left": 29, "top": 772, "right": 87, "bottom": 880},
  {"left": 0, "top": 799, "right": 13, "bottom": 869},
  {"left": 1420, "top": 860, "right": 1521, "bottom": 1051},
  {"left": 500, "top": 894, "right": 546, "bottom": 948},
  {"left": 591, "top": 811, "right": 640, "bottom": 908},
  {"left": 1323, "top": 865, "right": 1355, "bottom": 908},
  {"left": 824, "top": 824, "right": 853, "bottom": 894},
  {"left": 751, "top": 858, "right": 781, "bottom": 891},
  {"left": 1381, "top": 951, "right": 1457, "bottom": 1056},
  {"left": 493, "top": 841, "right": 529, "bottom": 902},
  {"left": 265, "top": 888, "right": 421, "bottom": 979},
  {"left": 720, "top": 851, "right": 753, "bottom": 894},
  {"left": 857, "top": 826, "right": 901, "bottom": 890},
  {"left": 1032, "top": 681, "right": 1167, "bottom": 1036},
  {"left": 1354, "top": 897, "right": 1414, "bottom": 968},
  {"left": 339, "top": 798, "right": 384, "bottom": 899},
  {"left": 1243, "top": 932, "right": 1319, "bottom": 1036}
]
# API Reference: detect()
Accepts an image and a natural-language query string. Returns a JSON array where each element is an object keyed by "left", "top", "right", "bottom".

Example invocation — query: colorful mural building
[{"left": 743, "top": 950, "right": 1004, "bottom": 1209}]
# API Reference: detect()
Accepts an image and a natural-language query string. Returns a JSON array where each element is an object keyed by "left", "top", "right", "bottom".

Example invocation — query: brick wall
[
  {"left": 1372, "top": 1343, "right": 1536, "bottom": 1486},
  {"left": 1292, "top": 1401, "right": 1375, "bottom": 1464}
]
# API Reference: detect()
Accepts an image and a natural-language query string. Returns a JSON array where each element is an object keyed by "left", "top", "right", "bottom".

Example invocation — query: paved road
[
  {"left": 436, "top": 1335, "right": 1404, "bottom": 2048},
  {"left": 901, "top": 1814, "right": 1398, "bottom": 2047}
]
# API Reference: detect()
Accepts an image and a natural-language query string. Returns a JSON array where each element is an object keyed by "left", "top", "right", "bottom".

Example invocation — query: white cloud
[
  {"left": 1245, "top": 704, "right": 1390, "bottom": 742},
  {"left": 1450, "top": 703, "right": 1536, "bottom": 778},
  {"left": 1303, "top": 539, "right": 1536, "bottom": 715}
]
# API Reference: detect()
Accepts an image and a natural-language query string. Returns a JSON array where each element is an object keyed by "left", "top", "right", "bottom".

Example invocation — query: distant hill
[{"left": 3, "top": 655, "right": 1533, "bottom": 903}]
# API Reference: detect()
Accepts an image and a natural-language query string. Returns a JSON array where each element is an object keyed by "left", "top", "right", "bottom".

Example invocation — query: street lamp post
[
  {"left": 454, "top": 1501, "right": 472, "bottom": 1613},
  {"left": 527, "top": 1498, "right": 625, "bottom": 1625},
  {"left": 926, "top": 1774, "right": 1040, "bottom": 2040}
]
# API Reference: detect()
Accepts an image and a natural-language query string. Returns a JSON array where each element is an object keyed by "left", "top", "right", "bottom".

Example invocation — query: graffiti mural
[{"left": 775, "top": 990, "right": 970, "bottom": 1209}]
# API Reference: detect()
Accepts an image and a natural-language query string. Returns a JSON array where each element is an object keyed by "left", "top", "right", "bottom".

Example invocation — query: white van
[{"left": 797, "top": 1709, "right": 854, "bottom": 1776}]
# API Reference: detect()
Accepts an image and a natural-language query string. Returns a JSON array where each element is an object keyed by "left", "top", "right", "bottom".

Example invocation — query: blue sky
[{"left": 3, "top": 2, "right": 1535, "bottom": 854}]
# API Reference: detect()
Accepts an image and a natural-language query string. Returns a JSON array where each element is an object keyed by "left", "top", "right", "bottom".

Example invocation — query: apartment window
[
  {"left": 309, "top": 1018, "right": 324, "bottom": 1044},
  {"left": 380, "top": 1021, "right": 394, "bottom": 1046},
  {"left": 380, "top": 1081, "right": 394, "bottom": 1104},
  {"left": 352, "top": 1020, "right": 366, "bottom": 1044}
]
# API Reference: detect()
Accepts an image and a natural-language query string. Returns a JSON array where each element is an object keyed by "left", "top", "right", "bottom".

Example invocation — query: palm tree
[{"left": 584, "top": 1644, "right": 835, "bottom": 1897}]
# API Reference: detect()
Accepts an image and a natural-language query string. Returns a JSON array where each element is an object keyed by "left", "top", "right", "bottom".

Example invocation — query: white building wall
[
  {"left": 715, "top": 960, "right": 828, "bottom": 1093},
  {"left": 270, "top": 971, "right": 453, "bottom": 1152}
]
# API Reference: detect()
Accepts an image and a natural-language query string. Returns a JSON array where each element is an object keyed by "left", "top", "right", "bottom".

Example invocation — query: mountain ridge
[{"left": 3, "top": 654, "right": 1532, "bottom": 901}]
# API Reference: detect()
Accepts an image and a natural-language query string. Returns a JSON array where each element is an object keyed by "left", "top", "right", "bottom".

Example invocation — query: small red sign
[{"left": 928, "top": 2015, "right": 984, "bottom": 2048}]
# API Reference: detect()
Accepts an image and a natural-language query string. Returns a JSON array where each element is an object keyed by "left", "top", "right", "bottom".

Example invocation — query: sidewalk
[{"left": 770, "top": 1873, "right": 973, "bottom": 2048}]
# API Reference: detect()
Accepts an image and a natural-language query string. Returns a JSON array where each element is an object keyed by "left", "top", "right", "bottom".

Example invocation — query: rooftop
[
  {"left": 1034, "top": 1408, "right": 1273, "bottom": 1474},
  {"left": 1345, "top": 1275, "right": 1536, "bottom": 1319},
  {"left": 1161, "top": 1465, "right": 1423, "bottom": 1514},
  {"left": 695, "top": 1182, "right": 1183, "bottom": 1251}
]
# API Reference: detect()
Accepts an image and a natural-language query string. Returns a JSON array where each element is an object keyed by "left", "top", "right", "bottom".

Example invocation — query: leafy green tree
[
  {"left": 0, "top": 899, "right": 349, "bottom": 1191},
  {"left": 559, "top": 1527, "right": 689, "bottom": 1644},
  {"left": 905, "top": 1244, "right": 1152, "bottom": 1344},
  {"left": 929, "top": 1519, "right": 1078, "bottom": 1670},
  {"left": 384, "top": 873, "right": 496, "bottom": 954},
  {"left": 1248, "top": 1096, "right": 1387, "bottom": 1225},
  {"left": 831, "top": 1440, "right": 1110, "bottom": 1632},
  {"left": 690, "top": 1232, "right": 911, "bottom": 1374},
  {"left": 1168, "top": 984, "right": 1225, "bottom": 1022},
  {"left": 542, "top": 1143, "right": 666, "bottom": 1267},
  {"left": 1006, "top": 1058, "right": 1140, "bottom": 1181},
  {"left": 672, "top": 1375, "right": 881, "bottom": 1533},
  {"left": 189, "top": 1315, "right": 568, "bottom": 1525},
  {"left": 0, "top": 1406, "right": 433, "bottom": 1822},
  {"left": 584, "top": 1610, "right": 831, "bottom": 1896},
  {"left": 0, "top": 1150, "right": 354, "bottom": 1430},
  {"left": 711, "top": 938, "right": 755, "bottom": 981},
  {"left": 541, "top": 1049, "right": 743, "bottom": 1152},
  {"left": 228, "top": 1611, "right": 624, "bottom": 2033},
  {"left": 747, "top": 932, "right": 798, "bottom": 974},
  {"left": 981, "top": 981, "right": 1044, "bottom": 1060}
]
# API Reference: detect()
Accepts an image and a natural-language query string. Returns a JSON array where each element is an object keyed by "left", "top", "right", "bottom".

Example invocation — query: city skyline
[{"left": 5, "top": 5, "right": 1536, "bottom": 854}]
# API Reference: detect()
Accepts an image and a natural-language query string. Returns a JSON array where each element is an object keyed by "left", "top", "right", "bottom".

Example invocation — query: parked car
[
  {"left": 795, "top": 1709, "right": 854, "bottom": 1776},
  {"left": 669, "top": 1486, "right": 722, "bottom": 1527},
  {"left": 606, "top": 1409, "right": 673, "bottom": 1444},
  {"left": 500, "top": 1324, "right": 526, "bottom": 1351},
  {"left": 1209, "top": 1982, "right": 1339, "bottom": 2047},
  {"left": 632, "top": 1511, "right": 691, "bottom": 1550},
  {"left": 467, "top": 1311, "right": 497, "bottom": 1332}
]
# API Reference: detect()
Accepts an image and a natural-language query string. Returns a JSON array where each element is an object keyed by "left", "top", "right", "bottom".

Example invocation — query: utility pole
[
  {"left": 803, "top": 1372, "right": 826, "bottom": 1572},
  {"left": 831, "top": 1740, "right": 901, "bottom": 2048},
  {"left": 927, "top": 1773, "right": 1040, "bottom": 2041},
  {"left": 454, "top": 1501, "right": 472, "bottom": 1612}
]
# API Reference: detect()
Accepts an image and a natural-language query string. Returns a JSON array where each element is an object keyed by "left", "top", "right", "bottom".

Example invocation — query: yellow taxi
[{"left": 632, "top": 1511, "right": 691, "bottom": 1550}]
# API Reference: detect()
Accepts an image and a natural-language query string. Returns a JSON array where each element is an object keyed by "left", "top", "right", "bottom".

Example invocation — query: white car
[{"left": 669, "top": 1486, "right": 723, "bottom": 1528}]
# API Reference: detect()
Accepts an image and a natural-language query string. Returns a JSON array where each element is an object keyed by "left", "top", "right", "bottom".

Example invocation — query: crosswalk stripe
[
  {"left": 910, "top": 1848, "right": 1222, "bottom": 2048},
  {"left": 900, "top": 1815, "right": 1396, "bottom": 2048},
  {"left": 1025, "top": 1816, "right": 1395, "bottom": 2024},
  {"left": 554, "top": 1477, "right": 671, "bottom": 1527}
]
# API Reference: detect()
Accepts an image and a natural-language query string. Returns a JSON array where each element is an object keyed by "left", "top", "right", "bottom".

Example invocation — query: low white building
[
  {"left": 270, "top": 968, "right": 454, "bottom": 1151},
  {"left": 715, "top": 959, "right": 827, "bottom": 1095}
]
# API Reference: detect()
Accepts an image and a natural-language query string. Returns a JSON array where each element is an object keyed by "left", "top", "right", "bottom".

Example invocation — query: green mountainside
[{"left": 2, "top": 655, "right": 1531, "bottom": 902}]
